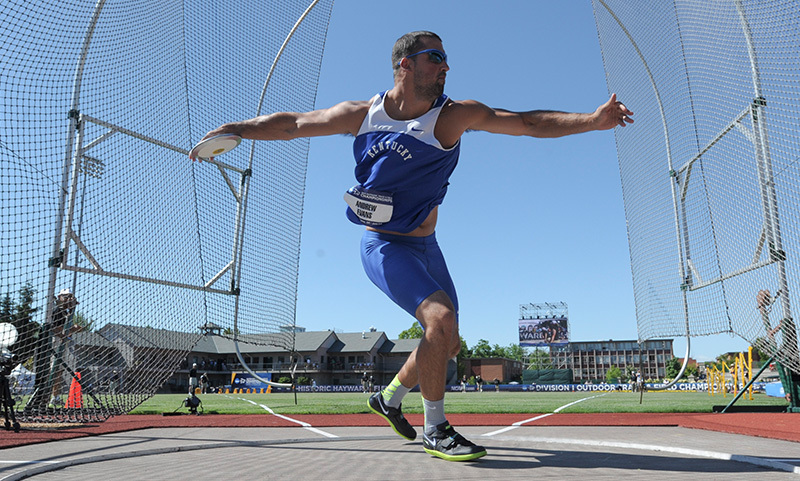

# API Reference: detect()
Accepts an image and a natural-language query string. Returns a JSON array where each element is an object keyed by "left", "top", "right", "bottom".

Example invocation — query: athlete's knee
[
  {"left": 422, "top": 314, "right": 455, "bottom": 344},
  {"left": 417, "top": 291, "right": 456, "bottom": 342},
  {"left": 448, "top": 335, "right": 462, "bottom": 358}
]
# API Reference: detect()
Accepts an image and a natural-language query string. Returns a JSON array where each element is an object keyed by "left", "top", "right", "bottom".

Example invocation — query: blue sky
[{"left": 290, "top": 0, "right": 751, "bottom": 362}]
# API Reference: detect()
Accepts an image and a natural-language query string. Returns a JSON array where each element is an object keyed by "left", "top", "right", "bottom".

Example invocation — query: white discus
[{"left": 189, "top": 134, "right": 242, "bottom": 160}]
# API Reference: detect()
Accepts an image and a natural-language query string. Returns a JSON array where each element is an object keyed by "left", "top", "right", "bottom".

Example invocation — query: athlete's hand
[
  {"left": 189, "top": 125, "right": 240, "bottom": 162},
  {"left": 594, "top": 93, "right": 633, "bottom": 130}
]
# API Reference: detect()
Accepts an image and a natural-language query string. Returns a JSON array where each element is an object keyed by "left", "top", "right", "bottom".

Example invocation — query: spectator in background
[
  {"left": 109, "top": 370, "right": 120, "bottom": 394},
  {"left": 189, "top": 363, "right": 198, "bottom": 394},
  {"left": 27, "top": 288, "right": 82, "bottom": 411},
  {"left": 757, "top": 289, "right": 800, "bottom": 403}
]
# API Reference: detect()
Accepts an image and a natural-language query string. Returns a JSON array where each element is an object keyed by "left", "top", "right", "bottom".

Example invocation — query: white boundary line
[
  {"left": 488, "top": 434, "right": 800, "bottom": 475},
  {"left": 483, "top": 393, "right": 608, "bottom": 437},
  {"left": 480, "top": 392, "right": 800, "bottom": 475},
  {"left": 2, "top": 391, "right": 798, "bottom": 478},
  {"left": 232, "top": 396, "right": 338, "bottom": 438}
]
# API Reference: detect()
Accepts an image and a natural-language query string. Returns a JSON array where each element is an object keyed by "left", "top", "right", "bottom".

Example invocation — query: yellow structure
[{"left": 708, "top": 347, "right": 753, "bottom": 400}]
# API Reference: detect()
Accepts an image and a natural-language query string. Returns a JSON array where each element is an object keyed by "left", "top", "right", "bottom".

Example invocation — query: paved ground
[{"left": 1, "top": 421, "right": 799, "bottom": 480}]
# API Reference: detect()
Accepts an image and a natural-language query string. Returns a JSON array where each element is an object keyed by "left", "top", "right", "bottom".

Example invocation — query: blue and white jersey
[{"left": 345, "top": 91, "right": 460, "bottom": 233}]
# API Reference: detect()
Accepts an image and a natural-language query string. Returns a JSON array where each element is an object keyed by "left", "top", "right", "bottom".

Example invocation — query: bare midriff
[{"left": 366, "top": 205, "right": 438, "bottom": 237}]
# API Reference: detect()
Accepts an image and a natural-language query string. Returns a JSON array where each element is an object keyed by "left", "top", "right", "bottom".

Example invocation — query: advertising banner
[
  {"left": 519, "top": 316, "right": 569, "bottom": 346},
  {"left": 230, "top": 371, "right": 273, "bottom": 389}
]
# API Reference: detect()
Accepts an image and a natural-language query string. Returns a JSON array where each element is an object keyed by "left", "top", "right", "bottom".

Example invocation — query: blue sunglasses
[{"left": 398, "top": 48, "right": 447, "bottom": 66}]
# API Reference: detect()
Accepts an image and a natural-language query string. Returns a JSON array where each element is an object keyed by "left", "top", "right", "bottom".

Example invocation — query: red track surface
[{"left": 2, "top": 412, "right": 799, "bottom": 449}]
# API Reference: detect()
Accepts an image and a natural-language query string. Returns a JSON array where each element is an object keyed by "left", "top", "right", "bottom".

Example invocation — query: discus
[
  {"left": 189, "top": 134, "right": 242, "bottom": 160},
  {"left": 0, "top": 322, "right": 18, "bottom": 348}
]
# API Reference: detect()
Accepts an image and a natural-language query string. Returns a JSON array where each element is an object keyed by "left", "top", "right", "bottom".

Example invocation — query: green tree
[
  {"left": 73, "top": 311, "right": 95, "bottom": 332},
  {"left": 0, "top": 292, "right": 13, "bottom": 324},
  {"left": 223, "top": 327, "right": 240, "bottom": 336},
  {"left": 606, "top": 366, "right": 622, "bottom": 383},
  {"left": 458, "top": 337, "right": 470, "bottom": 358},
  {"left": 471, "top": 339, "right": 492, "bottom": 358},
  {"left": 526, "top": 348, "right": 553, "bottom": 369},
  {"left": 665, "top": 356, "right": 682, "bottom": 379},
  {"left": 453, "top": 336, "right": 469, "bottom": 378},
  {"left": 12, "top": 282, "right": 40, "bottom": 363},
  {"left": 503, "top": 344, "right": 527, "bottom": 362},
  {"left": 14, "top": 282, "right": 37, "bottom": 323},
  {"left": 398, "top": 322, "right": 423, "bottom": 339},
  {"left": 491, "top": 344, "right": 508, "bottom": 358},
  {"left": 750, "top": 337, "right": 772, "bottom": 362}
]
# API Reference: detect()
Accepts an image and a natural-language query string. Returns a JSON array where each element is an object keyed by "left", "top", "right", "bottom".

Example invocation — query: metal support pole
[
  {"left": 720, "top": 356, "right": 773, "bottom": 413},
  {"left": 735, "top": 0, "right": 797, "bottom": 383}
]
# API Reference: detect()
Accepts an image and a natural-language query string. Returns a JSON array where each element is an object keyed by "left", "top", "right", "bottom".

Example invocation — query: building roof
[
  {"left": 327, "top": 331, "right": 387, "bottom": 353},
  {"left": 98, "top": 324, "right": 201, "bottom": 351},
  {"left": 295, "top": 330, "right": 338, "bottom": 352},
  {"left": 70, "top": 329, "right": 117, "bottom": 348},
  {"left": 87, "top": 325, "right": 412, "bottom": 357},
  {"left": 193, "top": 330, "right": 337, "bottom": 354},
  {"left": 378, "top": 338, "right": 420, "bottom": 354}
]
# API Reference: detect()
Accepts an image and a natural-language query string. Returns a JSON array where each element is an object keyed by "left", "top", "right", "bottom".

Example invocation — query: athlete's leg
[
  {"left": 360, "top": 230, "right": 460, "bottom": 398},
  {"left": 362, "top": 232, "right": 440, "bottom": 439},
  {"left": 396, "top": 291, "right": 461, "bottom": 398},
  {"left": 413, "top": 291, "right": 486, "bottom": 460},
  {"left": 362, "top": 231, "right": 484, "bottom": 458}
]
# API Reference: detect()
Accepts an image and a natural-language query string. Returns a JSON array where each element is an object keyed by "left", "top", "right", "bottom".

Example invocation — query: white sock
[
  {"left": 381, "top": 375, "right": 412, "bottom": 409},
  {"left": 423, "top": 397, "right": 446, "bottom": 434}
]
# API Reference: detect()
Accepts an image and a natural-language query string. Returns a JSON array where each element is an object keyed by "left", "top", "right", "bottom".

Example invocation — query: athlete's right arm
[{"left": 190, "top": 100, "right": 370, "bottom": 160}]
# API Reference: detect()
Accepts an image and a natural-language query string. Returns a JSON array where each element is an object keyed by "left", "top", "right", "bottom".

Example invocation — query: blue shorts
[{"left": 360, "top": 230, "right": 458, "bottom": 320}]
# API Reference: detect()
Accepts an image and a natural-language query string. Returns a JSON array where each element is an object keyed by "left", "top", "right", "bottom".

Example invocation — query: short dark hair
[{"left": 392, "top": 31, "right": 441, "bottom": 76}]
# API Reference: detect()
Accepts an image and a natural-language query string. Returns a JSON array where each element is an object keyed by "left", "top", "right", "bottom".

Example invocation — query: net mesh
[
  {"left": 0, "top": 0, "right": 333, "bottom": 421},
  {"left": 593, "top": 0, "right": 800, "bottom": 374}
]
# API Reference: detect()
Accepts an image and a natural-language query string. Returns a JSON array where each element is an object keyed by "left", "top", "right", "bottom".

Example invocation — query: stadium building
[
  {"left": 65, "top": 325, "right": 419, "bottom": 393},
  {"left": 549, "top": 339, "right": 674, "bottom": 383},
  {"left": 64, "top": 325, "right": 673, "bottom": 393}
]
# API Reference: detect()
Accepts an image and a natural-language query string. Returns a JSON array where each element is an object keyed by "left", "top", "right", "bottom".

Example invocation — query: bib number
[{"left": 344, "top": 185, "right": 393, "bottom": 226}]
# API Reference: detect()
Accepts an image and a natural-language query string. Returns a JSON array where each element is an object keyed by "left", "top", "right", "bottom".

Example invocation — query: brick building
[
  {"left": 461, "top": 357, "right": 523, "bottom": 384},
  {"left": 550, "top": 339, "right": 674, "bottom": 382}
]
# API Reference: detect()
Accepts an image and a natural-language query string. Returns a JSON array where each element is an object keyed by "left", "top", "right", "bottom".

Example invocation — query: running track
[{"left": 3, "top": 411, "right": 799, "bottom": 449}]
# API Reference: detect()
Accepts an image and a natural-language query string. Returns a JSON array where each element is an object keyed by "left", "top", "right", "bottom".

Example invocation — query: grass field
[{"left": 130, "top": 390, "right": 789, "bottom": 416}]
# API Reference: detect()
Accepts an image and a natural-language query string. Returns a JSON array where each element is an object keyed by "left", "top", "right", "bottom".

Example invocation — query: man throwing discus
[{"left": 192, "top": 30, "right": 633, "bottom": 461}]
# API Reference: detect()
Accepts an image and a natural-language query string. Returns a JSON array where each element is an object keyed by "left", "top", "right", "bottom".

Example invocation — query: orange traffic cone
[{"left": 66, "top": 372, "right": 83, "bottom": 408}]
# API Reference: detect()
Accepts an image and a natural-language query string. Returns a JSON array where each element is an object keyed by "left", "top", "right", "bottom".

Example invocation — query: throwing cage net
[
  {"left": 1, "top": 0, "right": 333, "bottom": 422},
  {"left": 593, "top": 0, "right": 800, "bottom": 384}
]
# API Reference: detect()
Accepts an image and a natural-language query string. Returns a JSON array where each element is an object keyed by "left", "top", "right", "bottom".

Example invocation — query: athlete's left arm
[{"left": 454, "top": 94, "right": 633, "bottom": 138}]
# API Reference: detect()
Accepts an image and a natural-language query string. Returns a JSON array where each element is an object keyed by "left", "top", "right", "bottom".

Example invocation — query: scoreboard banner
[
  {"left": 519, "top": 317, "right": 569, "bottom": 346},
  {"left": 230, "top": 371, "right": 273, "bottom": 388}
]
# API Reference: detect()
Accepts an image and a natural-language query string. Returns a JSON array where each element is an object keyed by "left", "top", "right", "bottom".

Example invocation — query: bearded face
[{"left": 414, "top": 75, "right": 444, "bottom": 101}]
